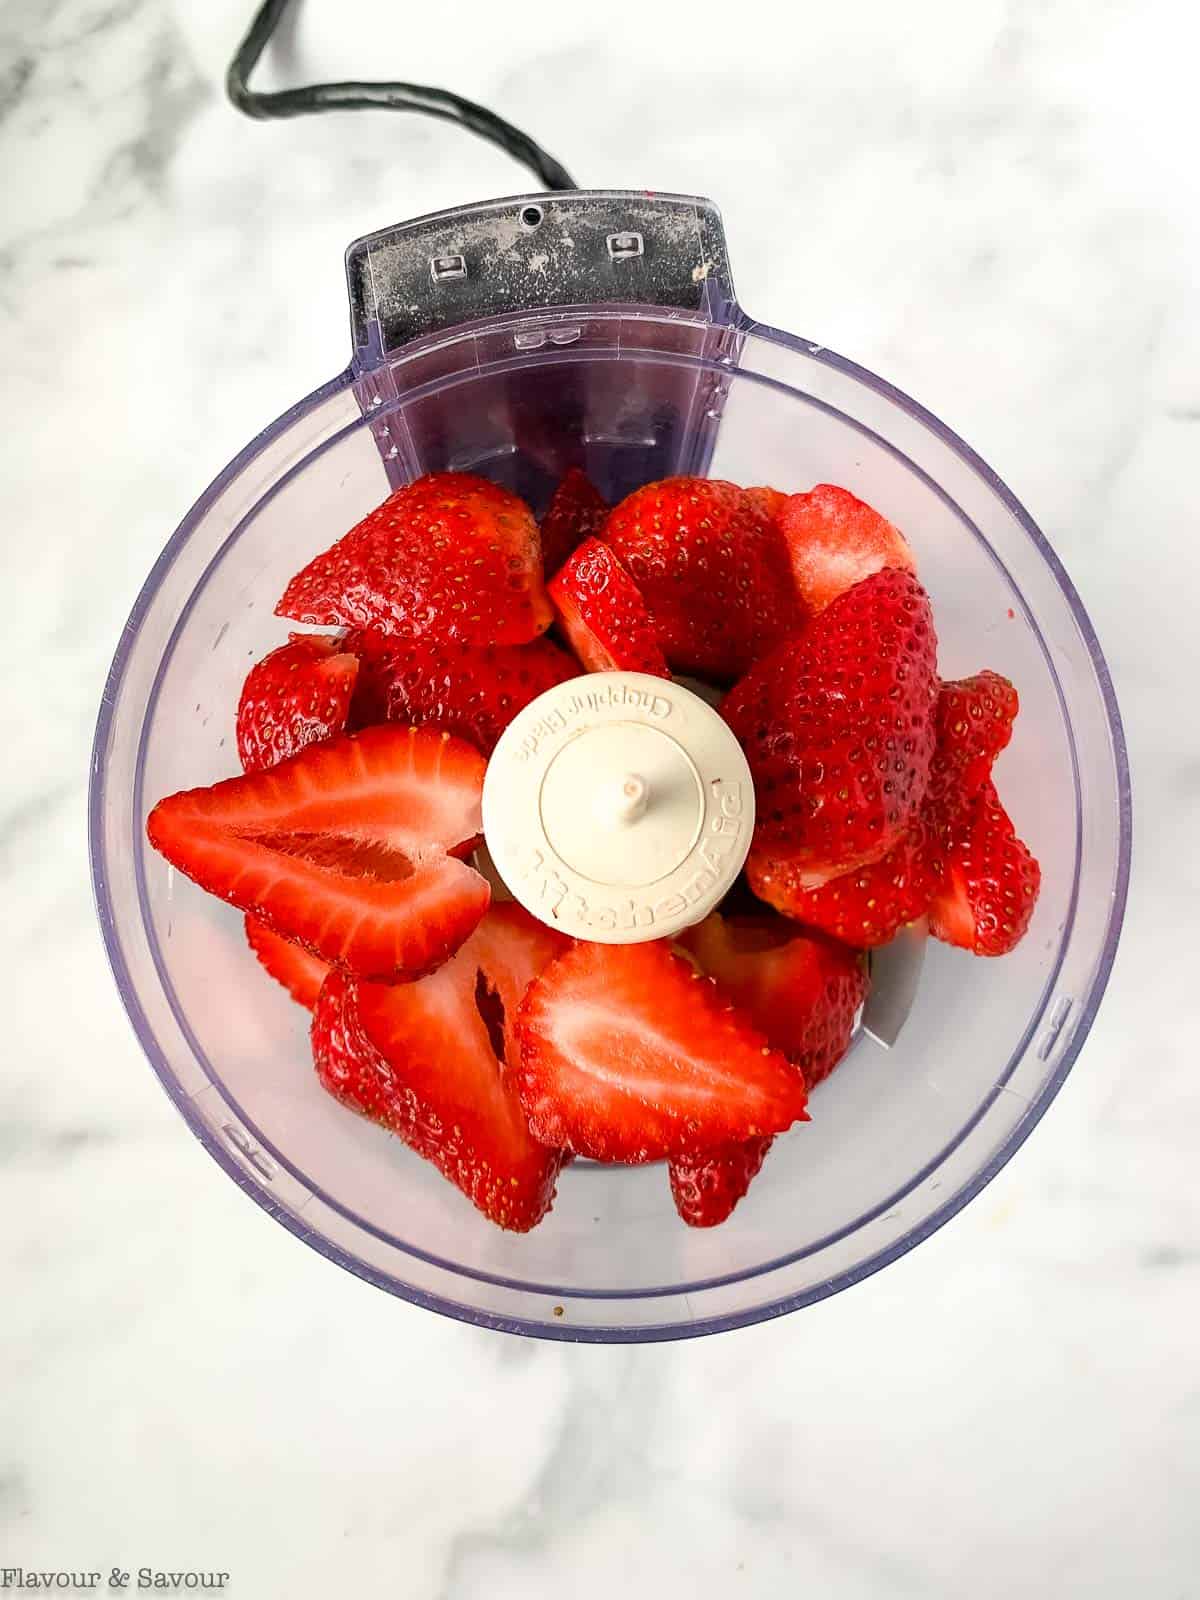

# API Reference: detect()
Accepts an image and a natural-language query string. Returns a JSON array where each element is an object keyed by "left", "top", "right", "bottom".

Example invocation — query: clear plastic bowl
[{"left": 90, "top": 195, "right": 1130, "bottom": 1341}]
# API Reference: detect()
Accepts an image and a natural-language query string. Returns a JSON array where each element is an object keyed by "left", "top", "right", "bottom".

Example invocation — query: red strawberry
[
  {"left": 236, "top": 635, "right": 359, "bottom": 773},
  {"left": 245, "top": 915, "right": 329, "bottom": 1009},
  {"left": 722, "top": 568, "right": 938, "bottom": 876},
  {"left": 931, "top": 671, "right": 1019, "bottom": 795},
  {"left": 601, "top": 477, "right": 798, "bottom": 679},
  {"left": 344, "top": 631, "right": 575, "bottom": 754},
  {"left": 548, "top": 537, "right": 669, "bottom": 677},
  {"left": 677, "top": 913, "right": 867, "bottom": 1086},
  {"left": 276, "top": 473, "right": 552, "bottom": 646},
  {"left": 747, "top": 823, "right": 938, "bottom": 950},
  {"left": 746, "top": 670, "right": 1020, "bottom": 948},
  {"left": 540, "top": 467, "right": 608, "bottom": 577},
  {"left": 512, "top": 940, "right": 808, "bottom": 1163},
  {"left": 668, "top": 1136, "right": 773, "bottom": 1229},
  {"left": 777, "top": 484, "right": 916, "bottom": 614},
  {"left": 311, "top": 905, "right": 569, "bottom": 1231},
  {"left": 668, "top": 915, "right": 867, "bottom": 1226},
  {"left": 745, "top": 485, "right": 787, "bottom": 523},
  {"left": 927, "top": 779, "right": 1040, "bottom": 956},
  {"left": 146, "top": 725, "right": 490, "bottom": 982}
]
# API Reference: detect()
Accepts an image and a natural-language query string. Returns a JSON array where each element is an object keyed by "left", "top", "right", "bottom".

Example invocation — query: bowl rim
[{"left": 89, "top": 317, "right": 1132, "bottom": 1342}]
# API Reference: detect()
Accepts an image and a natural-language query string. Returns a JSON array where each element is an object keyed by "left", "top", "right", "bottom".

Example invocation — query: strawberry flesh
[
  {"left": 236, "top": 635, "right": 358, "bottom": 773},
  {"left": 669, "top": 914, "right": 867, "bottom": 1226},
  {"left": 311, "top": 905, "right": 569, "bottom": 1231},
  {"left": 747, "top": 822, "right": 938, "bottom": 949},
  {"left": 602, "top": 476, "right": 798, "bottom": 679},
  {"left": 245, "top": 914, "right": 330, "bottom": 1009},
  {"left": 277, "top": 472, "right": 552, "bottom": 646},
  {"left": 540, "top": 467, "right": 608, "bottom": 577},
  {"left": 344, "top": 631, "right": 575, "bottom": 754},
  {"left": 778, "top": 484, "right": 916, "bottom": 614},
  {"left": 723, "top": 568, "right": 939, "bottom": 876},
  {"left": 677, "top": 913, "right": 867, "bottom": 1087},
  {"left": 147, "top": 725, "right": 490, "bottom": 982},
  {"left": 745, "top": 485, "right": 787, "bottom": 523},
  {"left": 548, "top": 537, "right": 669, "bottom": 677},
  {"left": 512, "top": 940, "right": 809, "bottom": 1164}
]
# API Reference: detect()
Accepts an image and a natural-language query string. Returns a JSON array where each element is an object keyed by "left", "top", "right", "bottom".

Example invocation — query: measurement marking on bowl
[
  {"left": 1036, "top": 996, "right": 1075, "bottom": 1061},
  {"left": 222, "top": 1122, "right": 275, "bottom": 1181}
]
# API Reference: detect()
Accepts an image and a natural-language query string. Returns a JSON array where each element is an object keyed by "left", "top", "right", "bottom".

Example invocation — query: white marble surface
[{"left": 2, "top": 0, "right": 1197, "bottom": 1593}]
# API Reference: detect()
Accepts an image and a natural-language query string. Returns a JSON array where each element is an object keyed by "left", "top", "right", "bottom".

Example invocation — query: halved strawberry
[
  {"left": 747, "top": 823, "right": 938, "bottom": 950},
  {"left": 311, "top": 905, "right": 569, "bottom": 1231},
  {"left": 722, "top": 568, "right": 939, "bottom": 876},
  {"left": 668, "top": 1135, "right": 773, "bottom": 1229},
  {"left": 344, "top": 631, "right": 576, "bottom": 754},
  {"left": 277, "top": 473, "right": 552, "bottom": 646},
  {"left": 931, "top": 671, "right": 1019, "bottom": 796},
  {"left": 236, "top": 635, "right": 359, "bottom": 773},
  {"left": 668, "top": 915, "right": 868, "bottom": 1227},
  {"left": 548, "top": 537, "right": 669, "bottom": 677},
  {"left": 245, "top": 915, "right": 330, "bottom": 1009},
  {"left": 601, "top": 477, "right": 798, "bottom": 679},
  {"left": 677, "top": 912, "right": 867, "bottom": 1086},
  {"left": 927, "top": 779, "right": 1040, "bottom": 956},
  {"left": 777, "top": 484, "right": 916, "bottom": 614},
  {"left": 512, "top": 940, "right": 809, "bottom": 1163},
  {"left": 540, "top": 467, "right": 608, "bottom": 577},
  {"left": 146, "top": 725, "right": 490, "bottom": 982}
]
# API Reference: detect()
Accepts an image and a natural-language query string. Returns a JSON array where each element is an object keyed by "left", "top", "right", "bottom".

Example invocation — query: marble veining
[{"left": 1, "top": 0, "right": 1196, "bottom": 1595}]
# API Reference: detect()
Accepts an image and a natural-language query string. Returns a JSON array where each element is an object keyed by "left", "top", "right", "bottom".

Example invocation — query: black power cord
[{"left": 226, "top": 0, "right": 578, "bottom": 192}]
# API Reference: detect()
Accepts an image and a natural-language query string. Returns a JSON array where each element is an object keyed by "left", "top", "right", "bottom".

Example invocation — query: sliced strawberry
[
  {"left": 344, "top": 631, "right": 575, "bottom": 754},
  {"left": 747, "top": 669, "right": 1020, "bottom": 948},
  {"left": 601, "top": 477, "right": 798, "bottom": 679},
  {"left": 146, "top": 725, "right": 490, "bottom": 982},
  {"left": 311, "top": 905, "right": 569, "bottom": 1231},
  {"left": 236, "top": 635, "right": 359, "bottom": 773},
  {"left": 245, "top": 915, "right": 330, "bottom": 1009},
  {"left": 512, "top": 940, "right": 809, "bottom": 1163},
  {"left": 668, "top": 914, "right": 867, "bottom": 1227},
  {"left": 931, "top": 671, "right": 1019, "bottom": 796},
  {"left": 677, "top": 913, "right": 868, "bottom": 1086},
  {"left": 540, "top": 467, "right": 608, "bottom": 577},
  {"left": 927, "top": 779, "right": 1040, "bottom": 956},
  {"left": 747, "top": 823, "right": 938, "bottom": 950},
  {"left": 668, "top": 1136, "right": 774, "bottom": 1229},
  {"left": 464, "top": 902, "right": 573, "bottom": 1062},
  {"left": 548, "top": 537, "right": 669, "bottom": 677},
  {"left": 778, "top": 484, "right": 916, "bottom": 614},
  {"left": 723, "top": 568, "right": 939, "bottom": 876},
  {"left": 276, "top": 473, "right": 552, "bottom": 646}
]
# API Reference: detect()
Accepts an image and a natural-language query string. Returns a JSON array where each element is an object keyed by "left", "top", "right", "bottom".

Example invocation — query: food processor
[{"left": 88, "top": 12, "right": 1131, "bottom": 1341}]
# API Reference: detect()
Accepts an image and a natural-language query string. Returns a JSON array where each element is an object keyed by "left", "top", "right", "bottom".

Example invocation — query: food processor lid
[
  {"left": 482, "top": 672, "right": 754, "bottom": 943},
  {"left": 345, "top": 190, "right": 737, "bottom": 368}
]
